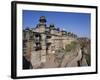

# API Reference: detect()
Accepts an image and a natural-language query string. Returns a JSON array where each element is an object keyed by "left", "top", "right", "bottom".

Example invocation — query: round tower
[
  {"left": 36, "top": 16, "right": 47, "bottom": 28},
  {"left": 39, "top": 16, "right": 46, "bottom": 24}
]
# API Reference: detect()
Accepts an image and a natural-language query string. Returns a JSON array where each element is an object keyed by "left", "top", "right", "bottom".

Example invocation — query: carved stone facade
[{"left": 23, "top": 16, "right": 78, "bottom": 69}]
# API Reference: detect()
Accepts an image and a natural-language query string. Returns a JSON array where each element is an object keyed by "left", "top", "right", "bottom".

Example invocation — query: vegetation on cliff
[{"left": 65, "top": 41, "right": 78, "bottom": 52}]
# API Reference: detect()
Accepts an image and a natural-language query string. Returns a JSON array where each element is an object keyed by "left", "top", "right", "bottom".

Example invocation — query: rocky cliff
[{"left": 30, "top": 38, "right": 90, "bottom": 69}]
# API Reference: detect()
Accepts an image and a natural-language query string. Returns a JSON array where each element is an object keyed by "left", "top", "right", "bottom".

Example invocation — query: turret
[
  {"left": 39, "top": 16, "right": 46, "bottom": 23},
  {"left": 37, "top": 16, "right": 47, "bottom": 28}
]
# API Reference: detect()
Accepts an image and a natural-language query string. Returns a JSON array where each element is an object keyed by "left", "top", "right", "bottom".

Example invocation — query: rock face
[
  {"left": 78, "top": 37, "right": 91, "bottom": 66},
  {"left": 31, "top": 51, "right": 41, "bottom": 69},
  {"left": 66, "top": 49, "right": 82, "bottom": 67},
  {"left": 58, "top": 45, "right": 83, "bottom": 67},
  {"left": 25, "top": 38, "right": 91, "bottom": 69},
  {"left": 30, "top": 41, "right": 90, "bottom": 69},
  {"left": 80, "top": 55, "right": 88, "bottom": 66}
]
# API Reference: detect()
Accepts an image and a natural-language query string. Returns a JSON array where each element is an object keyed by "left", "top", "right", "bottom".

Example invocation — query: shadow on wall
[{"left": 23, "top": 56, "right": 32, "bottom": 69}]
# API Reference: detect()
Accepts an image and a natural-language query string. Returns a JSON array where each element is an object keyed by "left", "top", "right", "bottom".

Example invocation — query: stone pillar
[{"left": 41, "top": 34, "right": 46, "bottom": 63}]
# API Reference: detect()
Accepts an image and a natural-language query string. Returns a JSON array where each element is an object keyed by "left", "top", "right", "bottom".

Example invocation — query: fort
[{"left": 23, "top": 16, "right": 89, "bottom": 69}]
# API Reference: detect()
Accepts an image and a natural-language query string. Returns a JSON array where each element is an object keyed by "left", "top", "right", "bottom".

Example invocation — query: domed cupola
[{"left": 39, "top": 16, "right": 47, "bottom": 23}]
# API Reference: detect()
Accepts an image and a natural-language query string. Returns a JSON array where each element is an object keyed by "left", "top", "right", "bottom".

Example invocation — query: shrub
[{"left": 65, "top": 41, "right": 77, "bottom": 52}]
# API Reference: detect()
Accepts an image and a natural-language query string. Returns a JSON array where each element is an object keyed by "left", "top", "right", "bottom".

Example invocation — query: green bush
[{"left": 65, "top": 41, "right": 77, "bottom": 52}]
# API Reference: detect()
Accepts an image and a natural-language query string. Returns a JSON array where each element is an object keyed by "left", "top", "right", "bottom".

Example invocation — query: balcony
[
  {"left": 46, "top": 35, "right": 51, "bottom": 39},
  {"left": 46, "top": 39, "right": 52, "bottom": 43},
  {"left": 34, "top": 43, "right": 42, "bottom": 51},
  {"left": 34, "top": 38, "right": 41, "bottom": 43}
]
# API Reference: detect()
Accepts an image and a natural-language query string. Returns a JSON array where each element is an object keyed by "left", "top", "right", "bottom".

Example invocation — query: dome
[{"left": 39, "top": 16, "right": 46, "bottom": 23}]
